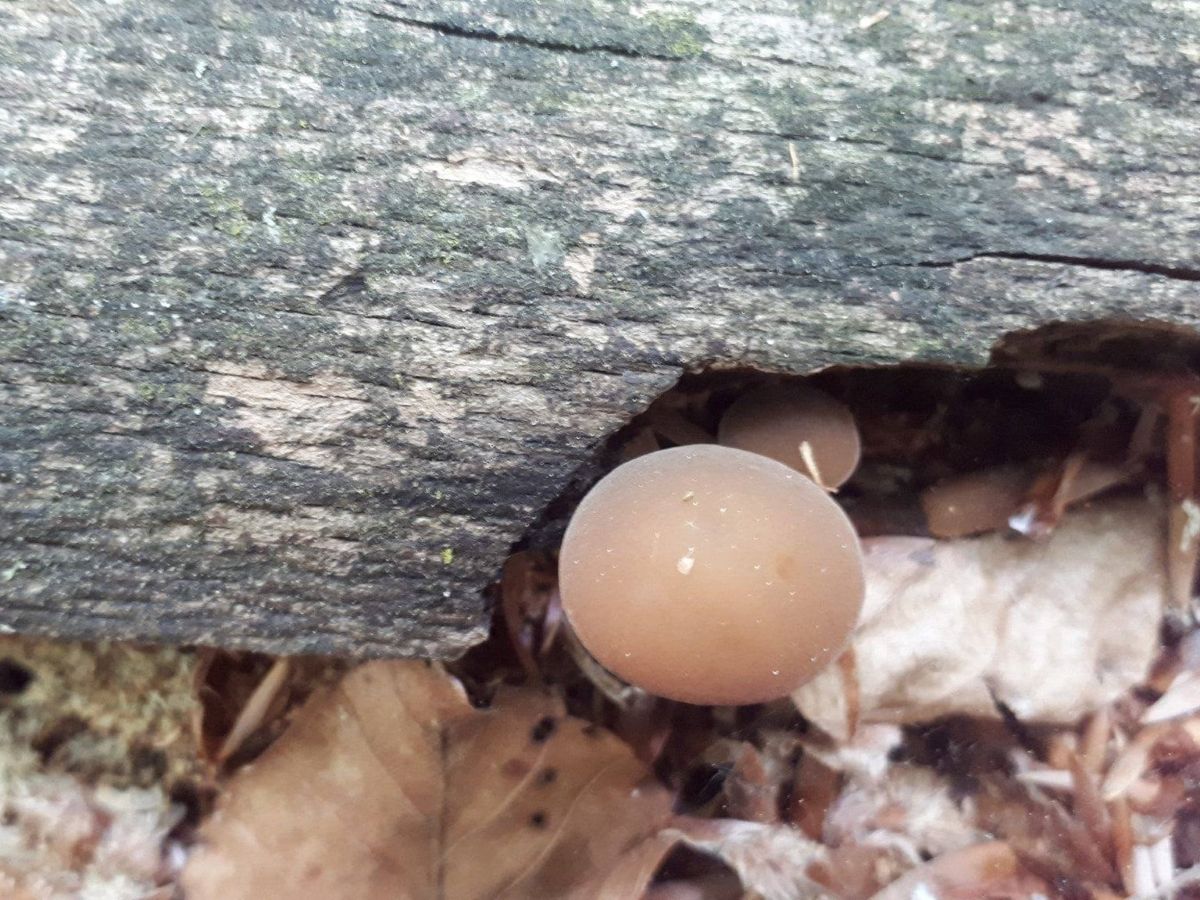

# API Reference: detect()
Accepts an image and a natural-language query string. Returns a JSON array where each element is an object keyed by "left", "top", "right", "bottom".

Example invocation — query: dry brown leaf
[
  {"left": 789, "top": 752, "right": 841, "bottom": 840},
  {"left": 795, "top": 497, "right": 1166, "bottom": 730},
  {"left": 182, "top": 661, "right": 673, "bottom": 900},
  {"left": 974, "top": 777, "right": 1118, "bottom": 889},
  {"left": 570, "top": 832, "right": 680, "bottom": 899}
]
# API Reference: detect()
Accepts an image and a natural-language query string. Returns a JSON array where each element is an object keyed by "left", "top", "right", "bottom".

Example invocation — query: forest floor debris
[{"left": 5, "top": 358, "right": 1200, "bottom": 898}]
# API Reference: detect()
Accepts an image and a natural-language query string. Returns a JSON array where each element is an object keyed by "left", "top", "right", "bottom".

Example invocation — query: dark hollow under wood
[{"left": 2, "top": 0, "right": 1199, "bottom": 656}]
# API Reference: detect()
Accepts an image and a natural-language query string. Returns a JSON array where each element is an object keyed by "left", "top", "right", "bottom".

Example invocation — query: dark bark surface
[{"left": 2, "top": 0, "right": 1199, "bottom": 656}]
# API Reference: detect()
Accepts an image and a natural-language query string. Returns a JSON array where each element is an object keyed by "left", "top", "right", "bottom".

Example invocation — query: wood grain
[{"left": 2, "top": 0, "right": 1198, "bottom": 655}]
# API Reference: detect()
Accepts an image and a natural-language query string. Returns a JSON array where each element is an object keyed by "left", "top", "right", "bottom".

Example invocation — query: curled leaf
[{"left": 183, "top": 662, "right": 673, "bottom": 899}]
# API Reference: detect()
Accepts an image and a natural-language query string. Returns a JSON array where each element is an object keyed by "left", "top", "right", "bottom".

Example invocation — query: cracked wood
[{"left": 2, "top": 0, "right": 1199, "bottom": 656}]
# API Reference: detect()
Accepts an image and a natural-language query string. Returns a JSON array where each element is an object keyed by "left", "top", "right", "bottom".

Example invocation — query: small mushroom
[
  {"left": 718, "top": 384, "right": 861, "bottom": 489},
  {"left": 919, "top": 465, "right": 1031, "bottom": 539},
  {"left": 558, "top": 445, "right": 865, "bottom": 706}
]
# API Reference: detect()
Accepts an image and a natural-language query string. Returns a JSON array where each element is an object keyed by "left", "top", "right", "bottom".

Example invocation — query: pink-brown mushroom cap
[
  {"left": 558, "top": 445, "right": 865, "bottom": 706},
  {"left": 718, "top": 384, "right": 861, "bottom": 489}
]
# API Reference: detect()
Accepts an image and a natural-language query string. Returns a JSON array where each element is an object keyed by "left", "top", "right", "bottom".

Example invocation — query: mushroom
[
  {"left": 919, "top": 465, "right": 1032, "bottom": 539},
  {"left": 718, "top": 384, "right": 861, "bottom": 489},
  {"left": 558, "top": 445, "right": 865, "bottom": 706}
]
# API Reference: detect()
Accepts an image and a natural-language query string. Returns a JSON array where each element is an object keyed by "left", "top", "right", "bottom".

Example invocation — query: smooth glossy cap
[
  {"left": 558, "top": 445, "right": 865, "bottom": 706},
  {"left": 920, "top": 466, "right": 1029, "bottom": 539},
  {"left": 718, "top": 384, "right": 861, "bottom": 489}
]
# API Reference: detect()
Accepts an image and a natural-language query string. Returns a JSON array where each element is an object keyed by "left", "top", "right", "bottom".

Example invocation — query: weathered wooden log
[{"left": 2, "top": 0, "right": 1198, "bottom": 656}]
